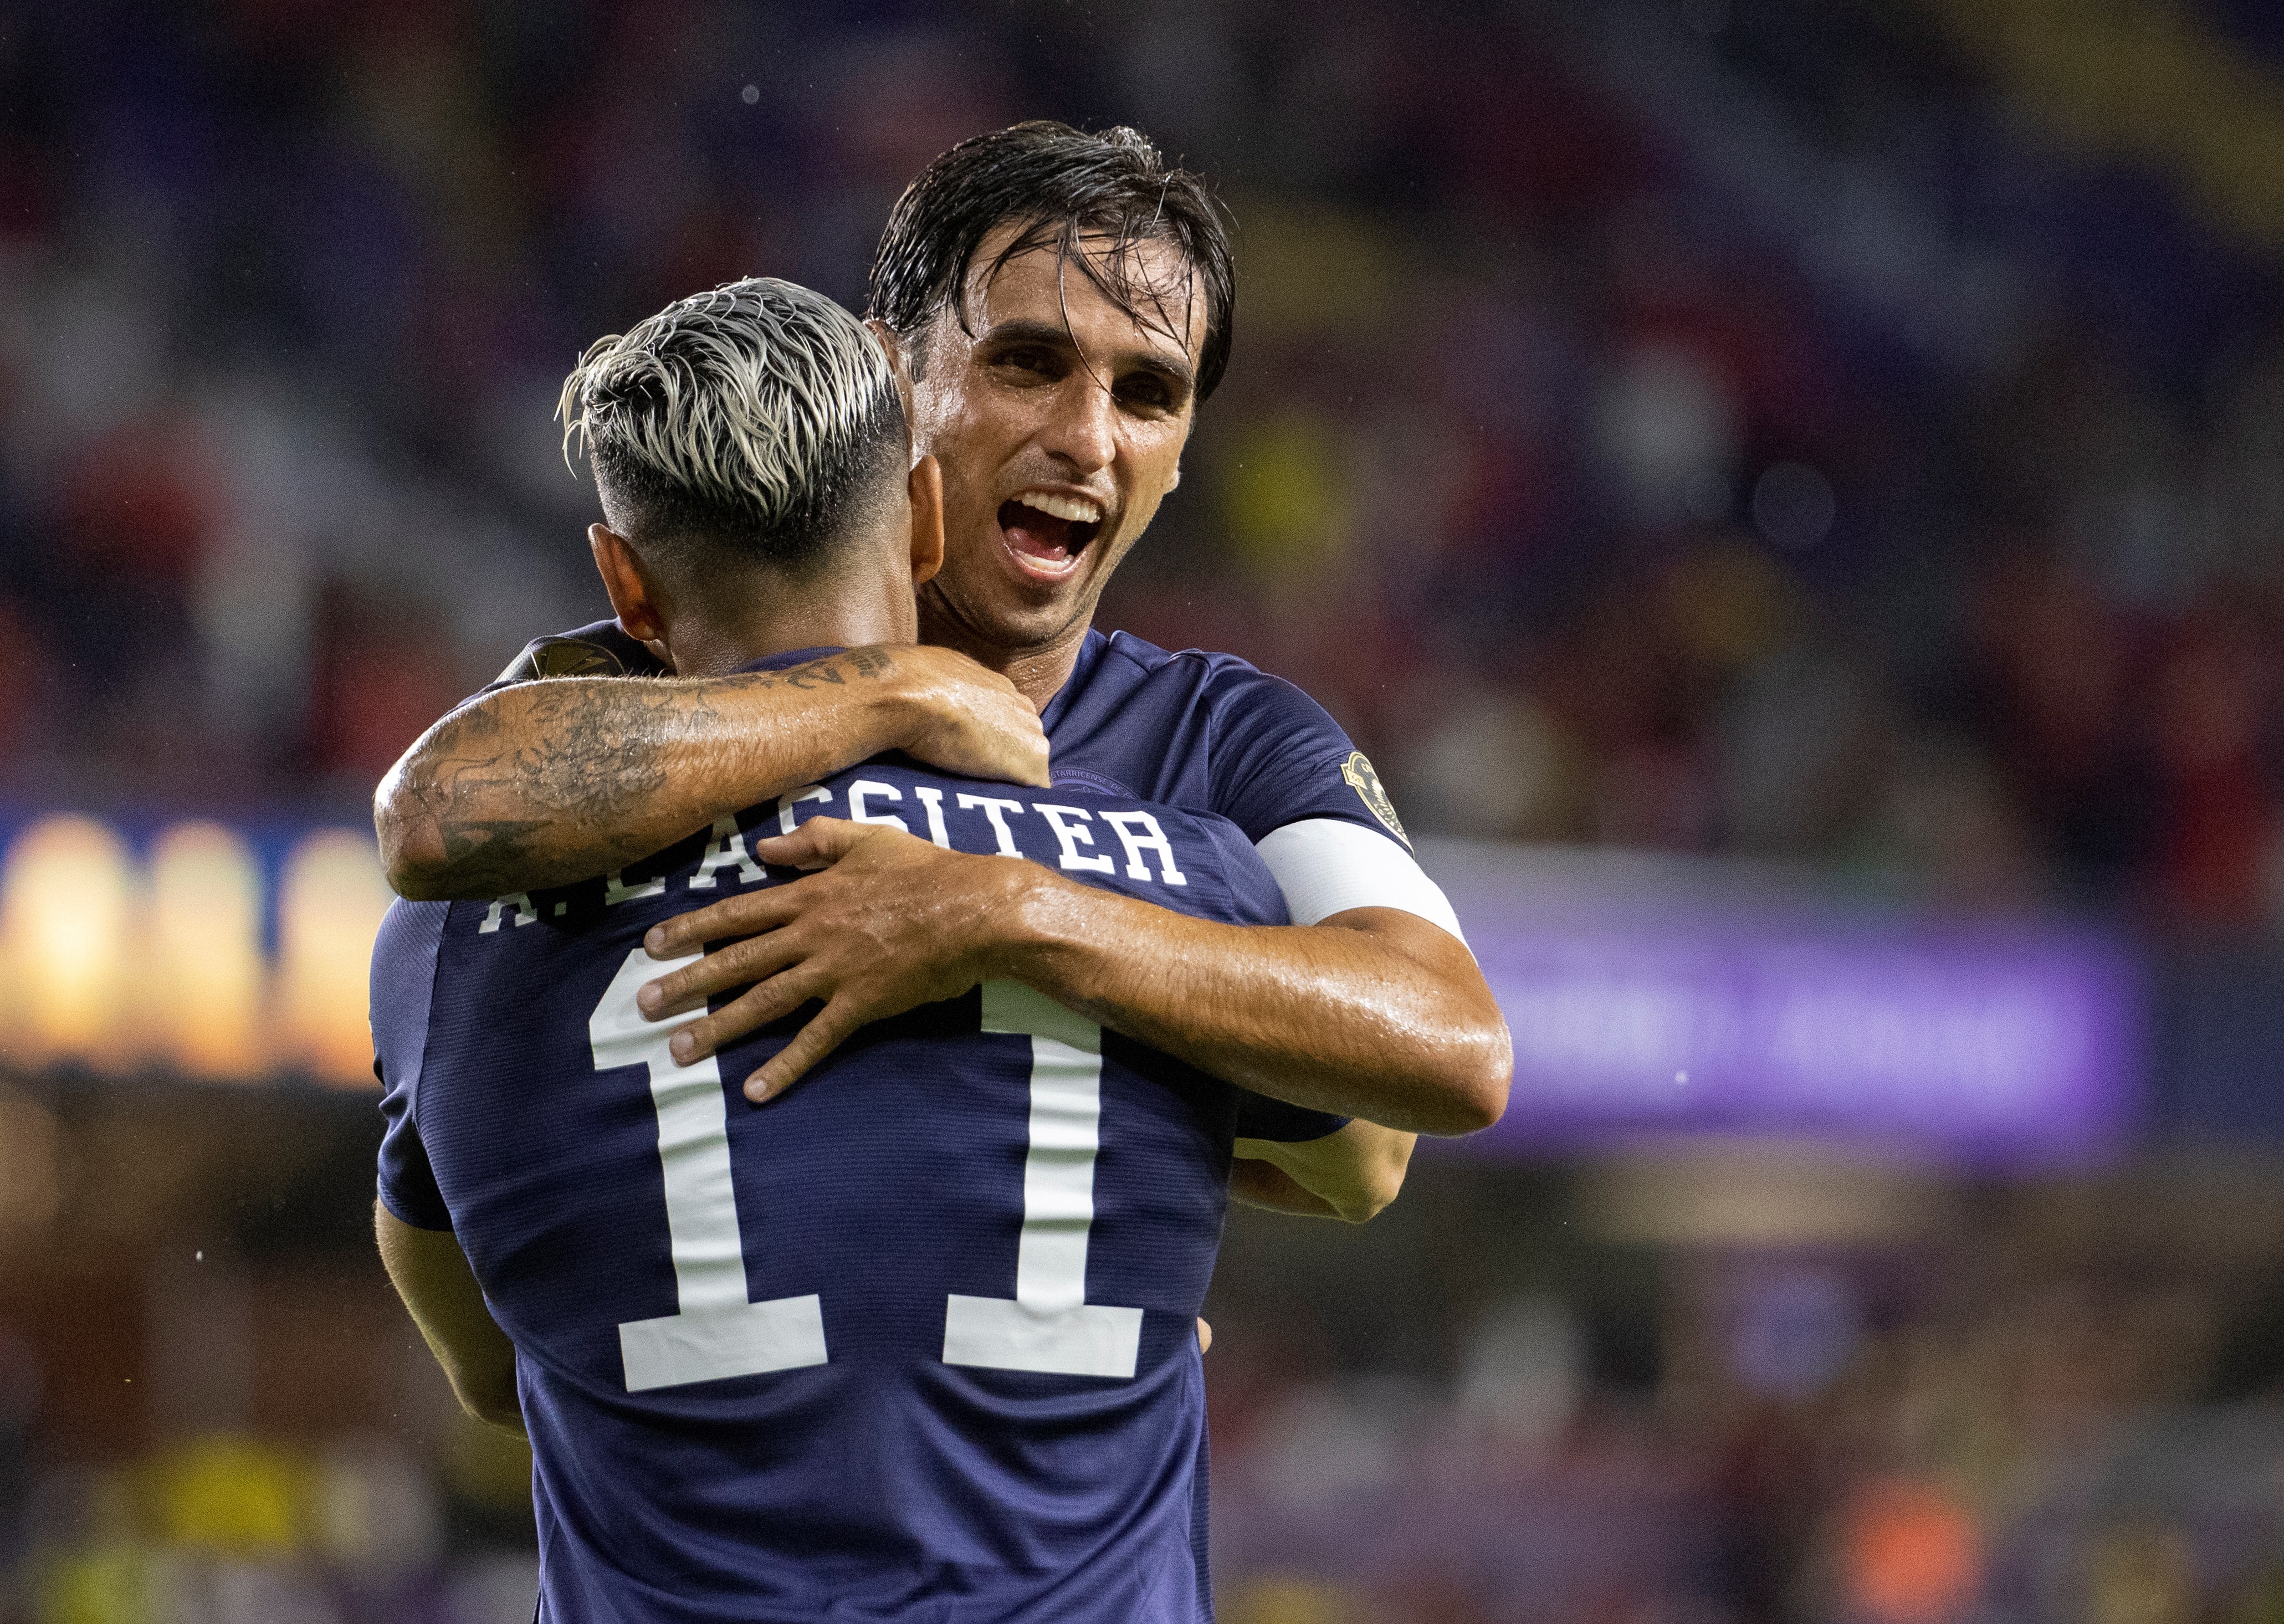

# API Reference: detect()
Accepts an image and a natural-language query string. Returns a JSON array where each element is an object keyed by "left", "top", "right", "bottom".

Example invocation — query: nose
[{"left": 1038, "top": 371, "right": 1118, "bottom": 476}]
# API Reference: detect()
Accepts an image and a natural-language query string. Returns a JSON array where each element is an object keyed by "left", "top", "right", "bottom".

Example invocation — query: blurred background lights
[
  {"left": 1839, "top": 1479, "right": 1984, "bottom": 1624},
  {"left": 0, "top": 817, "right": 134, "bottom": 1069},
  {"left": 275, "top": 831, "right": 397, "bottom": 1087},
  {"left": 1222, "top": 412, "right": 1353, "bottom": 583},
  {"left": 1595, "top": 341, "right": 1741, "bottom": 525},
  {"left": 144, "top": 823, "right": 263, "bottom": 1079},
  {"left": 0, "top": 819, "right": 389, "bottom": 1088},
  {"left": 1725, "top": 1267, "right": 1863, "bottom": 1402}
]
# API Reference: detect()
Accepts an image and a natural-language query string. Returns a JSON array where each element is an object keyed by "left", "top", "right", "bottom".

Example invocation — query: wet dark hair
[{"left": 867, "top": 121, "right": 1236, "bottom": 402}]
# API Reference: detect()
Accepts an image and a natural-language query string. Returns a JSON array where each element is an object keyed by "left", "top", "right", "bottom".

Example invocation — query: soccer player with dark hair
[
  {"left": 373, "top": 275, "right": 1411, "bottom": 1620},
  {"left": 375, "top": 120, "right": 1509, "bottom": 1170}
]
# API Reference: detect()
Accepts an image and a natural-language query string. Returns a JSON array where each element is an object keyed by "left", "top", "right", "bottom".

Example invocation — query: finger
[
  {"left": 644, "top": 890, "right": 802, "bottom": 959},
  {"left": 744, "top": 997, "right": 865, "bottom": 1102},
  {"left": 951, "top": 738, "right": 1051, "bottom": 790},
  {"left": 641, "top": 929, "right": 807, "bottom": 1018},
  {"left": 750, "top": 817, "right": 866, "bottom": 871},
  {"left": 669, "top": 966, "right": 828, "bottom": 1065},
  {"left": 1196, "top": 1318, "right": 1212, "bottom": 1354},
  {"left": 1005, "top": 733, "right": 1053, "bottom": 788}
]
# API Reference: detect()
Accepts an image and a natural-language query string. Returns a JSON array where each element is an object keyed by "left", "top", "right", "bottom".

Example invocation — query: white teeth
[{"left": 1016, "top": 492, "right": 1104, "bottom": 525}]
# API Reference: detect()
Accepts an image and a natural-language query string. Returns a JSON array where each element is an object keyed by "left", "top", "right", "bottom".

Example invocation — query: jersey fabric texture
[
  {"left": 487, "top": 621, "right": 1421, "bottom": 1145},
  {"left": 376, "top": 653, "right": 1349, "bottom": 1623},
  {"left": 493, "top": 621, "right": 1402, "bottom": 847}
]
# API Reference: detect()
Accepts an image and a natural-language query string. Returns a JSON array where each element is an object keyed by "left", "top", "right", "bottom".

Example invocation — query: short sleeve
[
  {"left": 377, "top": 1084, "right": 452, "bottom": 1231},
  {"left": 1234, "top": 1091, "right": 1350, "bottom": 1143},
  {"left": 1201, "top": 664, "right": 1414, "bottom": 849},
  {"left": 372, "top": 899, "right": 454, "bottom": 1231},
  {"left": 1196, "top": 816, "right": 1293, "bottom": 927}
]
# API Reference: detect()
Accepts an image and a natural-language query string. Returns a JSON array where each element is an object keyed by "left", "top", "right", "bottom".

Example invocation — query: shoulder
[
  {"left": 1099, "top": 632, "right": 1394, "bottom": 844},
  {"left": 372, "top": 899, "right": 450, "bottom": 1001},
  {"left": 490, "top": 619, "right": 668, "bottom": 688},
  {"left": 371, "top": 899, "right": 454, "bottom": 1068},
  {"left": 1098, "top": 631, "right": 1341, "bottom": 737},
  {"left": 1101, "top": 629, "right": 1274, "bottom": 692}
]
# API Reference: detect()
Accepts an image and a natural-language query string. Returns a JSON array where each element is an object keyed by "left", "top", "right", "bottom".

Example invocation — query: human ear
[
  {"left": 590, "top": 525, "right": 668, "bottom": 644},
  {"left": 907, "top": 456, "right": 945, "bottom": 586}
]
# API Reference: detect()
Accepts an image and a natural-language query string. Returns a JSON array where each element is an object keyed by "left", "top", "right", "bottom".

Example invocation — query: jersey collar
[{"left": 1038, "top": 628, "right": 1110, "bottom": 738}]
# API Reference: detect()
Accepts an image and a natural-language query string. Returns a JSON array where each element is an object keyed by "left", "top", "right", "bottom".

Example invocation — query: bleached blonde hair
[{"left": 558, "top": 276, "right": 903, "bottom": 575}]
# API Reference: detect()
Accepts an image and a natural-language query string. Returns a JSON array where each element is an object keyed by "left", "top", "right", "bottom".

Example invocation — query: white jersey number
[
  {"left": 591, "top": 956, "right": 1140, "bottom": 1391},
  {"left": 942, "top": 982, "right": 1143, "bottom": 1379},
  {"left": 591, "top": 948, "right": 828, "bottom": 1392}
]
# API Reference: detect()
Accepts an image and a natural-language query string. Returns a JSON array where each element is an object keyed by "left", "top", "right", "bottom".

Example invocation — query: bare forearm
[
  {"left": 1228, "top": 1158, "right": 1344, "bottom": 1218},
  {"left": 375, "top": 1204, "right": 523, "bottom": 1435},
  {"left": 997, "top": 882, "right": 1510, "bottom": 1136},
  {"left": 1236, "top": 1122, "right": 1414, "bottom": 1221},
  {"left": 377, "top": 650, "right": 911, "bottom": 900}
]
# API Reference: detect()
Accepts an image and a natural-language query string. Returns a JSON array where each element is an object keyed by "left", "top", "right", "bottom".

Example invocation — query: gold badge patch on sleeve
[{"left": 1340, "top": 751, "right": 1410, "bottom": 846}]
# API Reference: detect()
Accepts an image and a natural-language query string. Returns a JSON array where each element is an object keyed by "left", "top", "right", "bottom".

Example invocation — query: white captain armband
[{"left": 1253, "top": 818, "right": 1467, "bottom": 946}]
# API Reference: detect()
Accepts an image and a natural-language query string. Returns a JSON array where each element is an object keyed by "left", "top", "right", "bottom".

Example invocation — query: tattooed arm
[{"left": 376, "top": 644, "right": 1048, "bottom": 901}]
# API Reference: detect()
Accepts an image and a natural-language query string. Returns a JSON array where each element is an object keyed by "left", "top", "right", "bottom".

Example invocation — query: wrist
[
  {"left": 977, "top": 859, "right": 1075, "bottom": 985},
  {"left": 873, "top": 658, "right": 951, "bottom": 755}
]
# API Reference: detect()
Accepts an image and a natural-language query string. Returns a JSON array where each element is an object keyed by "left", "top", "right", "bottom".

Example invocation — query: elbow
[
  {"left": 383, "top": 839, "right": 453, "bottom": 903},
  {"left": 455, "top": 1373, "right": 525, "bottom": 1436},
  {"left": 1332, "top": 1135, "right": 1413, "bottom": 1223},
  {"left": 1424, "top": 1018, "right": 1512, "bottom": 1138},
  {"left": 1334, "top": 1181, "right": 1401, "bottom": 1225},
  {"left": 374, "top": 785, "right": 450, "bottom": 901}
]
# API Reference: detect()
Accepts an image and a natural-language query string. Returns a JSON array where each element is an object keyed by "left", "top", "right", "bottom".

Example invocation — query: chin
[{"left": 929, "top": 561, "right": 1097, "bottom": 653}]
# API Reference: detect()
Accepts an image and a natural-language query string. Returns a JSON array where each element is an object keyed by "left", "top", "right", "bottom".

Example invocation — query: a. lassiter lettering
[{"left": 479, "top": 782, "right": 1203, "bottom": 934}]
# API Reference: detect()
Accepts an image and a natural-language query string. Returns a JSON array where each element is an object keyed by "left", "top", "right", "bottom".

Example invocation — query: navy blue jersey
[
  {"left": 493, "top": 621, "right": 1412, "bottom": 850},
  {"left": 374, "top": 657, "right": 1348, "bottom": 1621},
  {"left": 484, "top": 624, "right": 1440, "bottom": 1146}
]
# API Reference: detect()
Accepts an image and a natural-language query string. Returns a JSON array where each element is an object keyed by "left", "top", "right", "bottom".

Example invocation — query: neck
[
  {"left": 663, "top": 562, "right": 914, "bottom": 679},
  {"left": 914, "top": 601, "right": 1092, "bottom": 713}
]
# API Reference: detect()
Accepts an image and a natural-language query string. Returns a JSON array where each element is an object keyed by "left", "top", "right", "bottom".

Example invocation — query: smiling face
[{"left": 902, "top": 223, "right": 1204, "bottom": 694}]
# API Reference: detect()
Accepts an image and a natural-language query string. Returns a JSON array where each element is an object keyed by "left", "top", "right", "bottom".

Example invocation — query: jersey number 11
[{"left": 590, "top": 950, "right": 1144, "bottom": 1393}]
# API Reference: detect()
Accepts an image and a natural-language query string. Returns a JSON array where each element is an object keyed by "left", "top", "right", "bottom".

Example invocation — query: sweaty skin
[
  {"left": 376, "top": 433, "right": 1379, "bottom": 1403},
  {"left": 372, "top": 226, "right": 1512, "bottom": 1139},
  {"left": 642, "top": 816, "right": 1500, "bottom": 1137},
  {"left": 379, "top": 643, "right": 1049, "bottom": 901}
]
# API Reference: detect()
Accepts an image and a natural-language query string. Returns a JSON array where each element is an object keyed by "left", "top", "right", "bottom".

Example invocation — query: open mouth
[{"left": 997, "top": 493, "right": 1105, "bottom": 575}]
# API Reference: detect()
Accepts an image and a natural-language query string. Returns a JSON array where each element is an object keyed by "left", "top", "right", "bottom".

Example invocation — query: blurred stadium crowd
[
  {"left": 8, "top": 1, "right": 2284, "bottom": 1621},
  {"left": 15, "top": 1126, "right": 2284, "bottom": 1624},
  {"left": 7, "top": 0, "right": 2284, "bottom": 928}
]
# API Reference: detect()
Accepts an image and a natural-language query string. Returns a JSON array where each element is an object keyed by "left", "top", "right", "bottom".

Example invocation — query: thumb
[{"left": 752, "top": 816, "right": 864, "bottom": 871}]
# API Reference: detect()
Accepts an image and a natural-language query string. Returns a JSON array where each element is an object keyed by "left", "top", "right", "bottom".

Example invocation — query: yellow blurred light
[
  {"left": 32, "top": 1542, "right": 156, "bottom": 1624},
  {"left": 1917, "top": 0, "right": 2284, "bottom": 252},
  {"left": 144, "top": 823, "right": 264, "bottom": 1079},
  {"left": 145, "top": 1433, "right": 311, "bottom": 1556},
  {"left": 275, "top": 831, "right": 394, "bottom": 1088},
  {"left": 1222, "top": 413, "right": 1351, "bottom": 582},
  {"left": 1218, "top": 1576, "right": 1361, "bottom": 1624},
  {"left": 0, "top": 817, "right": 135, "bottom": 1069}
]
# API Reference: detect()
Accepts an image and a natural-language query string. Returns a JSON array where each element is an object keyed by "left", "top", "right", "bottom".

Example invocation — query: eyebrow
[{"left": 976, "top": 316, "right": 1197, "bottom": 395}]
